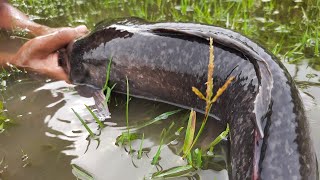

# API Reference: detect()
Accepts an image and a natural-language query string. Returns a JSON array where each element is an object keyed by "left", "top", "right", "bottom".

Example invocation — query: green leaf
[
  {"left": 71, "top": 164, "right": 94, "bottom": 180},
  {"left": 138, "top": 133, "right": 144, "bottom": 159},
  {"left": 209, "top": 123, "right": 229, "bottom": 152},
  {"left": 151, "top": 129, "right": 166, "bottom": 165},
  {"left": 152, "top": 165, "right": 194, "bottom": 179},
  {"left": 194, "top": 148, "right": 202, "bottom": 169},
  {"left": 72, "top": 108, "right": 95, "bottom": 138},
  {"left": 182, "top": 109, "right": 196, "bottom": 155},
  {"left": 105, "top": 83, "right": 116, "bottom": 103},
  {"left": 102, "top": 57, "right": 113, "bottom": 92},
  {"left": 85, "top": 105, "right": 104, "bottom": 128},
  {"left": 115, "top": 132, "right": 140, "bottom": 146},
  {"left": 125, "top": 77, "right": 132, "bottom": 152},
  {"left": 131, "top": 109, "right": 181, "bottom": 130}
]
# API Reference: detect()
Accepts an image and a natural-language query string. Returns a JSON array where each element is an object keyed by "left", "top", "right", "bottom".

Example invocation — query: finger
[
  {"left": 26, "top": 53, "right": 70, "bottom": 81},
  {"left": 32, "top": 25, "right": 89, "bottom": 55}
]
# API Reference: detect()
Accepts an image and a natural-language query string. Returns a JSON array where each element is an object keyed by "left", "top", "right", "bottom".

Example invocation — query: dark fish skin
[{"left": 60, "top": 18, "right": 318, "bottom": 180}]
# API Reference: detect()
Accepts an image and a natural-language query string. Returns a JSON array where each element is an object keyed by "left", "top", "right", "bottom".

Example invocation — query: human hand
[{"left": 11, "top": 25, "right": 89, "bottom": 81}]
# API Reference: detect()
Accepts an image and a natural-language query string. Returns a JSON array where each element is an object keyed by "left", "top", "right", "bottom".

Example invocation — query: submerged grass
[
  {"left": 128, "top": 109, "right": 181, "bottom": 130},
  {"left": 137, "top": 133, "right": 144, "bottom": 159},
  {"left": 72, "top": 108, "right": 96, "bottom": 138},
  {"left": 85, "top": 105, "right": 105, "bottom": 129}
]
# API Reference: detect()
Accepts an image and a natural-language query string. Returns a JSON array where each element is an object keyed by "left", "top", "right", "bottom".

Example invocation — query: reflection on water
[
  {"left": 0, "top": 74, "right": 76, "bottom": 180},
  {"left": 285, "top": 61, "right": 320, "bottom": 161},
  {"left": 0, "top": 60, "right": 319, "bottom": 180},
  {"left": 0, "top": 72, "right": 228, "bottom": 179}
]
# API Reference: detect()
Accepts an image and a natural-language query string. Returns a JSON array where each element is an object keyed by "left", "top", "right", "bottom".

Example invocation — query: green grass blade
[
  {"left": 126, "top": 77, "right": 132, "bottom": 152},
  {"left": 152, "top": 165, "right": 194, "bottom": 179},
  {"left": 105, "top": 83, "right": 116, "bottom": 103},
  {"left": 152, "top": 129, "right": 166, "bottom": 165},
  {"left": 209, "top": 123, "right": 229, "bottom": 152},
  {"left": 71, "top": 164, "right": 94, "bottom": 180},
  {"left": 72, "top": 108, "right": 95, "bottom": 138},
  {"left": 194, "top": 148, "right": 202, "bottom": 169},
  {"left": 85, "top": 105, "right": 104, "bottom": 128},
  {"left": 182, "top": 109, "right": 196, "bottom": 155},
  {"left": 115, "top": 132, "right": 140, "bottom": 146},
  {"left": 131, "top": 109, "right": 181, "bottom": 130},
  {"left": 175, "top": 127, "right": 184, "bottom": 135},
  {"left": 138, "top": 133, "right": 144, "bottom": 159},
  {"left": 103, "top": 57, "right": 113, "bottom": 92}
]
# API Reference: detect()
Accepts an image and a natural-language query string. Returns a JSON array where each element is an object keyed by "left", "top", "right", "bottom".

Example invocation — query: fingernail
[{"left": 75, "top": 25, "right": 89, "bottom": 34}]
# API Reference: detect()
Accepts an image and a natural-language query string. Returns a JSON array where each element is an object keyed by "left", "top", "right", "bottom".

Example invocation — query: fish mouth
[{"left": 58, "top": 40, "right": 74, "bottom": 77}]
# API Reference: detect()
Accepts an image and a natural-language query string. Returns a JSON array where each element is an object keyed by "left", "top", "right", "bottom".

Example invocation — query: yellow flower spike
[
  {"left": 192, "top": 87, "right": 206, "bottom": 100},
  {"left": 206, "top": 37, "right": 215, "bottom": 101},
  {"left": 211, "top": 76, "right": 235, "bottom": 104}
]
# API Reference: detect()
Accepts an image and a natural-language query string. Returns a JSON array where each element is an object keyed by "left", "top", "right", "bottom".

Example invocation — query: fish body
[{"left": 60, "top": 18, "right": 318, "bottom": 179}]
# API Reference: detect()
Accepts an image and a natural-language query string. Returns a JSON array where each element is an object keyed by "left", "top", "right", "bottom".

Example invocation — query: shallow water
[{"left": 1, "top": 0, "right": 320, "bottom": 179}]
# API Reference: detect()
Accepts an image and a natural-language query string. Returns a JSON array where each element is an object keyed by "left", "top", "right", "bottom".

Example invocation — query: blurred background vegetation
[{"left": 9, "top": 0, "right": 320, "bottom": 70}]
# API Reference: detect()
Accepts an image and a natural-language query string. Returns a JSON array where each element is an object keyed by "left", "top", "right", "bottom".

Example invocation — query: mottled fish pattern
[{"left": 60, "top": 19, "right": 318, "bottom": 180}]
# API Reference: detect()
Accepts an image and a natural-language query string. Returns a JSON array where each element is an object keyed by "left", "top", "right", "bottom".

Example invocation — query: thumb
[{"left": 32, "top": 25, "right": 89, "bottom": 55}]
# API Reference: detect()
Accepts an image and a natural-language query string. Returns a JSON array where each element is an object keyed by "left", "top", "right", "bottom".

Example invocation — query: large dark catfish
[{"left": 59, "top": 18, "right": 318, "bottom": 179}]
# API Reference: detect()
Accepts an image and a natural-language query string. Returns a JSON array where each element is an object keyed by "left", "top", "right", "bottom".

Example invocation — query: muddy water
[
  {"left": 1, "top": 0, "right": 320, "bottom": 179},
  {"left": 0, "top": 69, "right": 227, "bottom": 179}
]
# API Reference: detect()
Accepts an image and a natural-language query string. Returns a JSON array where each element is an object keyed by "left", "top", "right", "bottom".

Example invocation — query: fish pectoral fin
[
  {"left": 92, "top": 91, "right": 111, "bottom": 119},
  {"left": 75, "top": 85, "right": 111, "bottom": 119}
]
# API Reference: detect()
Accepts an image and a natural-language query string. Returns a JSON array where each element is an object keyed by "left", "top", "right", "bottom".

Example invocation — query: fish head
[
  {"left": 58, "top": 39, "right": 106, "bottom": 89},
  {"left": 58, "top": 40, "right": 73, "bottom": 78}
]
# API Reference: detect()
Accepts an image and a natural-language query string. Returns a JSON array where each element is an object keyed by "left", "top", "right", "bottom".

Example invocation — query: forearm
[{"left": 0, "top": 1, "right": 48, "bottom": 36}]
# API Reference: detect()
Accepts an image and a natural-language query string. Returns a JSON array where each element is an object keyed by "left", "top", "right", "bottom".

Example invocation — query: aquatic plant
[
  {"left": 71, "top": 164, "right": 94, "bottom": 180},
  {"left": 137, "top": 133, "right": 144, "bottom": 159},
  {"left": 150, "top": 38, "right": 233, "bottom": 178},
  {"left": 72, "top": 108, "right": 96, "bottom": 138},
  {"left": 85, "top": 105, "right": 105, "bottom": 129},
  {"left": 184, "top": 38, "right": 234, "bottom": 157},
  {"left": 125, "top": 77, "right": 132, "bottom": 153},
  {"left": 103, "top": 57, "right": 116, "bottom": 104}
]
